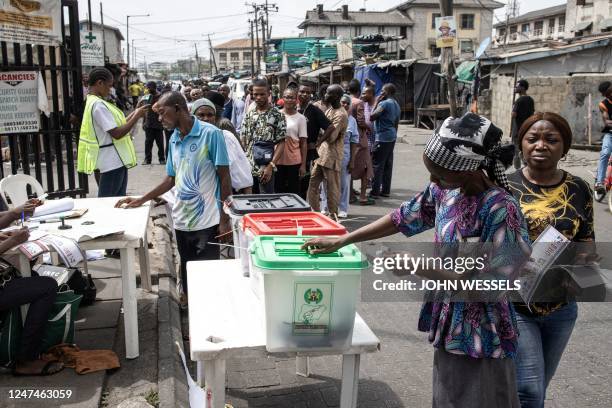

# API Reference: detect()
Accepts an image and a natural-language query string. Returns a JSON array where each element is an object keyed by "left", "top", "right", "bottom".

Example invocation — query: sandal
[
  {"left": 359, "top": 197, "right": 376, "bottom": 205},
  {"left": 13, "top": 360, "right": 64, "bottom": 376}
]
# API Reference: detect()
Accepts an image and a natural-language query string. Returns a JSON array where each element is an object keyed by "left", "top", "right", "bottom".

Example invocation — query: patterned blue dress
[{"left": 390, "top": 182, "right": 531, "bottom": 359}]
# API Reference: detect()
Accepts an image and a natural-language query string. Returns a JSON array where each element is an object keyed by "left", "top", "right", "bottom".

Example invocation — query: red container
[{"left": 242, "top": 211, "right": 347, "bottom": 236}]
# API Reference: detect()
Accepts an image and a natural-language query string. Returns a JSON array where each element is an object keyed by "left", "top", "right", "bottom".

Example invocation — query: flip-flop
[
  {"left": 359, "top": 198, "right": 376, "bottom": 205},
  {"left": 13, "top": 360, "right": 64, "bottom": 376}
]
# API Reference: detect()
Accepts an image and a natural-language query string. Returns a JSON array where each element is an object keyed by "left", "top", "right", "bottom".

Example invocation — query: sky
[{"left": 77, "top": 0, "right": 567, "bottom": 64}]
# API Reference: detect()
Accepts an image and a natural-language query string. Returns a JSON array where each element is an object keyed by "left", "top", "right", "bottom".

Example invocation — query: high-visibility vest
[{"left": 77, "top": 94, "right": 137, "bottom": 174}]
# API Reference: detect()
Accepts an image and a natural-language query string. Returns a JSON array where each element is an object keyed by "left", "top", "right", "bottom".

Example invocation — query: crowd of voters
[{"left": 1, "top": 64, "right": 609, "bottom": 408}]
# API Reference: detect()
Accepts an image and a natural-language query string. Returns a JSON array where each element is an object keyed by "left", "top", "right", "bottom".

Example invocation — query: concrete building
[
  {"left": 77, "top": 20, "right": 124, "bottom": 64},
  {"left": 298, "top": 4, "right": 412, "bottom": 46},
  {"left": 493, "top": 4, "right": 567, "bottom": 46},
  {"left": 391, "top": 0, "right": 504, "bottom": 59},
  {"left": 566, "top": 0, "right": 612, "bottom": 37},
  {"left": 212, "top": 39, "right": 253, "bottom": 72}
]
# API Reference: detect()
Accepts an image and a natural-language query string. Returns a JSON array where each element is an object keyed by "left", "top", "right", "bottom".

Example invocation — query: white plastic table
[
  {"left": 13, "top": 197, "right": 152, "bottom": 359},
  {"left": 187, "top": 259, "right": 380, "bottom": 408}
]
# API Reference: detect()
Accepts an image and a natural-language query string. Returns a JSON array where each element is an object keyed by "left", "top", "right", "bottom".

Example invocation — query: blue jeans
[
  {"left": 596, "top": 133, "right": 612, "bottom": 184},
  {"left": 515, "top": 302, "right": 577, "bottom": 408},
  {"left": 339, "top": 158, "right": 351, "bottom": 213},
  {"left": 98, "top": 166, "right": 128, "bottom": 197}
]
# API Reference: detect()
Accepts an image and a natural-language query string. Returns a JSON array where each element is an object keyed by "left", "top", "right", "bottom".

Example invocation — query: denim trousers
[
  {"left": 596, "top": 133, "right": 612, "bottom": 184},
  {"left": 515, "top": 302, "right": 578, "bottom": 408},
  {"left": 98, "top": 166, "right": 128, "bottom": 198},
  {"left": 339, "top": 158, "right": 351, "bottom": 213}
]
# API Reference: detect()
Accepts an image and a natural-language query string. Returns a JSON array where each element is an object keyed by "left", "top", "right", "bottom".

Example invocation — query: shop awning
[
  {"left": 575, "top": 21, "right": 593, "bottom": 32},
  {"left": 599, "top": 18, "right": 612, "bottom": 30}
]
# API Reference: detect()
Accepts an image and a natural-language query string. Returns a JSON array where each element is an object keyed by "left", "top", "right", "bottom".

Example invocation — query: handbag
[
  {"left": 0, "top": 258, "right": 20, "bottom": 290},
  {"left": 67, "top": 270, "right": 97, "bottom": 307},
  {"left": 40, "top": 289, "right": 83, "bottom": 353},
  {"left": 0, "top": 307, "right": 22, "bottom": 367},
  {"left": 253, "top": 141, "right": 275, "bottom": 166}
]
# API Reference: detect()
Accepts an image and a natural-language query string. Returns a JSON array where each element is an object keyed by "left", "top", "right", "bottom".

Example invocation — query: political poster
[
  {"left": 435, "top": 16, "right": 457, "bottom": 48},
  {"left": 80, "top": 30, "right": 105, "bottom": 66},
  {"left": 0, "top": 0, "right": 62, "bottom": 46},
  {"left": 0, "top": 71, "right": 41, "bottom": 133}
]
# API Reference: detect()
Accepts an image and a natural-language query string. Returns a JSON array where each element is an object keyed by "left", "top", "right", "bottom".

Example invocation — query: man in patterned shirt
[{"left": 240, "top": 78, "right": 286, "bottom": 193}]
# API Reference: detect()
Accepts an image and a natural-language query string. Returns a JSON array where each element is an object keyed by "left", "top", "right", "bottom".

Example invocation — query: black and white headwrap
[{"left": 424, "top": 113, "right": 515, "bottom": 191}]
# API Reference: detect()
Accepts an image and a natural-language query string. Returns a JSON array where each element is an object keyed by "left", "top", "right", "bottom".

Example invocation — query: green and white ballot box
[{"left": 250, "top": 235, "right": 368, "bottom": 352}]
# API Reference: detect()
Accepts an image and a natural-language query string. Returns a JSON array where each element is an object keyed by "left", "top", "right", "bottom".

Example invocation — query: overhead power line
[{"left": 130, "top": 12, "right": 249, "bottom": 25}]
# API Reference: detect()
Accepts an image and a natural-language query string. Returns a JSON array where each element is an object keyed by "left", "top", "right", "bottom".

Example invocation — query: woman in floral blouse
[{"left": 304, "top": 113, "right": 531, "bottom": 408}]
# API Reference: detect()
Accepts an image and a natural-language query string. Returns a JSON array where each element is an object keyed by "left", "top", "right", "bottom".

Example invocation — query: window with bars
[
  {"left": 548, "top": 18, "right": 556, "bottom": 34},
  {"left": 354, "top": 26, "right": 361, "bottom": 36},
  {"left": 533, "top": 21, "right": 543, "bottom": 36},
  {"left": 460, "top": 14, "right": 474, "bottom": 30},
  {"left": 460, "top": 39, "right": 473, "bottom": 53},
  {"left": 430, "top": 44, "right": 441, "bottom": 58},
  {"left": 432, "top": 13, "right": 440, "bottom": 29},
  {"left": 330, "top": 26, "right": 337, "bottom": 37},
  {"left": 378, "top": 25, "right": 385, "bottom": 33},
  {"left": 230, "top": 52, "right": 239, "bottom": 61}
]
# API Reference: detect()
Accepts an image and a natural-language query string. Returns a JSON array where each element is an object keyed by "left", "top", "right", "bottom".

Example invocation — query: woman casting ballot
[{"left": 303, "top": 113, "right": 532, "bottom": 408}]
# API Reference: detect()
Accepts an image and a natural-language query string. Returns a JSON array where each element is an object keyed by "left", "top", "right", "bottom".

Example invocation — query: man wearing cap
[{"left": 143, "top": 81, "right": 166, "bottom": 165}]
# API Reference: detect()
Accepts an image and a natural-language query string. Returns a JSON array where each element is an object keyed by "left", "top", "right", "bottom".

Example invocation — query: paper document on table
[
  {"left": 17, "top": 234, "right": 83, "bottom": 267},
  {"left": 176, "top": 341, "right": 208, "bottom": 408},
  {"left": 29, "top": 208, "right": 88, "bottom": 222},
  {"left": 519, "top": 225, "right": 570, "bottom": 305},
  {"left": 32, "top": 198, "right": 74, "bottom": 217},
  {"left": 56, "top": 227, "right": 124, "bottom": 242}
]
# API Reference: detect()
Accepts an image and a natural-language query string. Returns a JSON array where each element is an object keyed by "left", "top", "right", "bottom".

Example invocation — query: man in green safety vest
[{"left": 78, "top": 67, "right": 148, "bottom": 197}]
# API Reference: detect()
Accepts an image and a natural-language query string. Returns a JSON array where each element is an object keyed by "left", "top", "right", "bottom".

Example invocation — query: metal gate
[{"left": 0, "top": 0, "right": 88, "bottom": 199}]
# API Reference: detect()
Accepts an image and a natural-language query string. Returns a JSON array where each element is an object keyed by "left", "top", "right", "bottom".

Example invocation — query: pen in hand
[{"left": 21, "top": 211, "right": 24, "bottom": 228}]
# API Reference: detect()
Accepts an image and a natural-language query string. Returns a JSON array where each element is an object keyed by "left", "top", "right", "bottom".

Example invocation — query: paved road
[{"left": 125, "top": 124, "right": 612, "bottom": 408}]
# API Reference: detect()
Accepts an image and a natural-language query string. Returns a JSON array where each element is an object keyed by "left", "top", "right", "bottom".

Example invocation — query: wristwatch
[{"left": 268, "top": 162, "right": 277, "bottom": 172}]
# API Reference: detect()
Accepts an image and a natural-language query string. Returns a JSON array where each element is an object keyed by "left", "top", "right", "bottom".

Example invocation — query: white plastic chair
[{"left": 0, "top": 174, "right": 45, "bottom": 208}]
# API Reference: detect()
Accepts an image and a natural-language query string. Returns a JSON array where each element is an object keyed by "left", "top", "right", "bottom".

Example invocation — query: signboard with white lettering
[
  {"left": 0, "top": 71, "right": 40, "bottom": 133},
  {"left": 80, "top": 30, "right": 104, "bottom": 66},
  {"left": 0, "top": 0, "right": 62, "bottom": 46}
]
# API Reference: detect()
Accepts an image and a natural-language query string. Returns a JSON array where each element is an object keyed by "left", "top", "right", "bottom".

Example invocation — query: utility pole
[
  {"left": 260, "top": 14, "right": 266, "bottom": 71},
  {"left": 252, "top": 6, "right": 260, "bottom": 74},
  {"left": 249, "top": 19, "right": 255, "bottom": 76},
  {"left": 194, "top": 42, "right": 200, "bottom": 77},
  {"left": 100, "top": 2, "right": 107, "bottom": 63},
  {"left": 504, "top": 0, "right": 520, "bottom": 44},
  {"left": 207, "top": 34, "right": 218, "bottom": 76},
  {"left": 439, "top": 0, "right": 457, "bottom": 117},
  {"left": 126, "top": 13, "right": 149, "bottom": 67}
]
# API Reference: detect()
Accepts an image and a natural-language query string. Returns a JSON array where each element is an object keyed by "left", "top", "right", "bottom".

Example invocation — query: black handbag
[
  {"left": 66, "top": 269, "right": 97, "bottom": 307},
  {"left": 0, "top": 258, "right": 20, "bottom": 290},
  {"left": 253, "top": 141, "right": 275, "bottom": 166}
]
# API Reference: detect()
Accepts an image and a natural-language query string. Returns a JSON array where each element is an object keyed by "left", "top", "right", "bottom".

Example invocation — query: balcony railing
[{"left": 533, "top": 29, "right": 543, "bottom": 36}]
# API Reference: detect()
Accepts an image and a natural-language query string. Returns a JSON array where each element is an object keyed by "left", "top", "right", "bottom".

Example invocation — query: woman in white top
[{"left": 276, "top": 88, "right": 308, "bottom": 194}]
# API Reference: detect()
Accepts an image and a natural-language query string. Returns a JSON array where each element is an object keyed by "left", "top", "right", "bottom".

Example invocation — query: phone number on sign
[{"left": 5, "top": 389, "right": 74, "bottom": 399}]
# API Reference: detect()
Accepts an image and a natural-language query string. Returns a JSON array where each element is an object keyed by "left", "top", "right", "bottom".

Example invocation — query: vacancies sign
[{"left": 0, "top": 71, "right": 40, "bottom": 133}]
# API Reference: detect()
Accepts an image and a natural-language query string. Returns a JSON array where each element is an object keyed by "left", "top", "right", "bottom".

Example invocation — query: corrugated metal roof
[
  {"left": 299, "top": 9, "right": 412, "bottom": 28},
  {"left": 600, "top": 18, "right": 612, "bottom": 30},
  {"left": 493, "top": 4, "right": 566, "bottom": 28},
  {"left": 482, "top": 35, "right": 612, "bottom": 65},
  {"left": 213, "top": 38, "right": 251, "bottom": 50},
  {"left": 392, "top": 0, "right": 504, "bottom": 11}
]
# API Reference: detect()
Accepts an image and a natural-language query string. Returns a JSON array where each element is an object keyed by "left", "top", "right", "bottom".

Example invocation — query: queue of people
[{"left": 1, "top": 66, "right": 601, "bottom": 408}]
